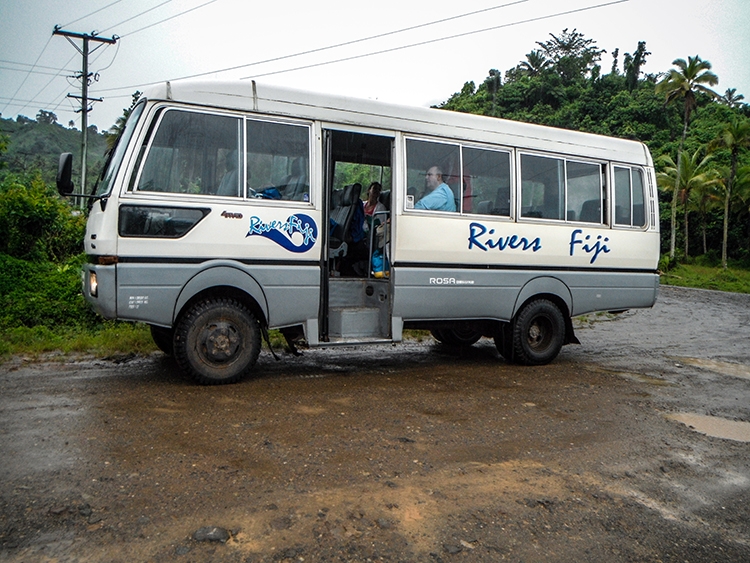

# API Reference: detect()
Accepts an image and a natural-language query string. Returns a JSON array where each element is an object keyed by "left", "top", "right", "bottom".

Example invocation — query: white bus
[{"left": 57, "top": 80, "right": 660, "bottom": 384}]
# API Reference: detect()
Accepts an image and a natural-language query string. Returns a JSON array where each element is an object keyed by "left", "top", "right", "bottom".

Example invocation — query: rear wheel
[
  {"left": 511, "top": 299, "right": 565, "bottom": 365},
  {"left": 431, "top": 326, "right": 482, "bottom": 347},
  {"left": 174, "top": 298, "right": 261, "bottom": 385}
]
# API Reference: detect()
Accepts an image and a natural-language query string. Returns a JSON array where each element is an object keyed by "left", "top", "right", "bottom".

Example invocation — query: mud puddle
[
  {"left": 675, "top": 357, "right": 750, "bottom": 380},
  {"left": 668, "top": 413, "right": 750, "bottom": 442}
]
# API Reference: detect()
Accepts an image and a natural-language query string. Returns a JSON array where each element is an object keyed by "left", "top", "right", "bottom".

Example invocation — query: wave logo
[{"left": 246, "top": 214, "right": 318, "bottom": 253}]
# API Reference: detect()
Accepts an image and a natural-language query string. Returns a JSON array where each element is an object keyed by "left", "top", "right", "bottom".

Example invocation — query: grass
[
  {"left": 0, "top": 323, "right": 157, "bottom": 360},
  {"left": 660, "top": 263, "right": 750, "bottom": 294}
]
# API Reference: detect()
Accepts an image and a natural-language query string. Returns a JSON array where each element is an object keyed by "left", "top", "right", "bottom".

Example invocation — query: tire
[
  {"left": 149, "top": 324, "right": 174, "bottom": 356},
  {"left": 174, "top": 298, "right": 261, "bottom": 385},
  {"left": 438, "top": 326, "right": 482, "bottom": 347},
  {"left": 511, "top": 299, "right": 565, "bottom": 365}
]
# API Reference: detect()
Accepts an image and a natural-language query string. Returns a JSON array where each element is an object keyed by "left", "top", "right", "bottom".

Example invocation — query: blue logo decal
[
  {"left": 246, "top": 214, "right": 318, "bottom": 253},
  {"left": 468, "top": 222, "right": 542, "bottom": 253},
  {"left": 569, "top": 229, "right": 610, "bottom": 264}
]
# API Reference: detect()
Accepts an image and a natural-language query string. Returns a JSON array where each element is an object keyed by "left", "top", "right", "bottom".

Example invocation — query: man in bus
[{"left": 415, "top": 166, "right": 456, "bottom": 211}]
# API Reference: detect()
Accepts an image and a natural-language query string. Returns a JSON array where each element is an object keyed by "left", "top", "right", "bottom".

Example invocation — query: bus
[{"left": 57, "top": 80, "right": 660, "bottom": 384}]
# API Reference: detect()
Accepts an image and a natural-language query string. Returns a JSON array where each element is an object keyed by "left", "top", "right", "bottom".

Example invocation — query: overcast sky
[{"left": 1, "top": 0, "right": 748, "bottom": 132}]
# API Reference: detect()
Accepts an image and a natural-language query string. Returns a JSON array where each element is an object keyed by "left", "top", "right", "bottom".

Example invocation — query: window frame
[
  {"left": 127, "top": 105, "right": 314, "bottom": 206},
  {"left": 403, "top": 135, "right": 515, "bottom": 218},
  {"left": 612, "top": 164, "right": 649, "bottom": 229},
  {"left": 517, "top": 150, "right": 606, "bottom": 225}
]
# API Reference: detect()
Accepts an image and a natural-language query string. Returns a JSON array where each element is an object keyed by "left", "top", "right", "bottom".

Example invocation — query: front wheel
[
  {"left": 511, "top": 299, "right": 565, "bottom": 365},
  {"left": 174, "top": 298, "right": 261, "bottom": 385}
]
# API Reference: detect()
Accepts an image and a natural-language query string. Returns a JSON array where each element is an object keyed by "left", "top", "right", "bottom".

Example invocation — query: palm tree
[
  {"left": 709, "top": 118, "right": 750, "bottom": 268},
  {"left": 518, "top": 50, "right": 551, "bottom": 77},
  {"left": 720, "top": 88, "right": 745, "bottom": 108},
  {"left": 655, "top": 56, "right": 719, "bottom": 259},
  {"left": 656, "top": 149, "right": 716, "bottom": 258},
  {"left": 688, "top": 172, "right": 722, "bottom": 255}
]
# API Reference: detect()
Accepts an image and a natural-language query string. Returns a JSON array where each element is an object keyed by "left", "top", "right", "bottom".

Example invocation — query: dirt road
[{"left": 1, "top": 285, "right": 749, "bottom": 562}]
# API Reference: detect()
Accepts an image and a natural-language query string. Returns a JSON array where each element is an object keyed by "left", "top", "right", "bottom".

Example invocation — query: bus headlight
[{"left": 89, "top": 271, "right": 98, "bottom": 298}]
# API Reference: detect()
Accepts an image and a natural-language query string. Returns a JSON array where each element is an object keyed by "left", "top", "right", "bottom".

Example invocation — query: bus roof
[{"left": 140, "top": 80, "right": 653, "bottom": 166}]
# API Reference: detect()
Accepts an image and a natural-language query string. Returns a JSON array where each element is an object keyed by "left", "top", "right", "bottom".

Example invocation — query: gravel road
[{"left": 1, "top": 285, "right": 749, "bottom": 562}]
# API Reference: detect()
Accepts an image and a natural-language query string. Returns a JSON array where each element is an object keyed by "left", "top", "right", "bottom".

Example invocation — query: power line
[
  {"left": 0, "top": 59, "right": 76, "bottom": 73},
  {"left": 100, "top": 0, "right": 177, "bottom": 34},
  {"left": 0, "top": 65, "right": 75, "bottom": 77},
  {"left": 94, "top": 0, "right": 532, "bottom": 94},
  {"left": 240, "top": 0, "right": 630, "bottom": 80},
  {"left": 7, "top": 52, "right": 79, "bottom": 118},
  {"left": 62, "top": 0, "right": 127, "bottom": 28},
  {"left": 0, "top": 35, "right": 53, "bottom": 116},
  {"left": 116, "top": 0, "right": 223, "bottom": 38}
]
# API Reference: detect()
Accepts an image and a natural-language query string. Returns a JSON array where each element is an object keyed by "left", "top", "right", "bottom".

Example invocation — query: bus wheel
[
  {"left": 174, "top": 298, "right": 261, "bottom": 385},
  {"left": 149, "top": 324, "right": 174, "bottom": 356},
  {"left": 439, "top": 326, "right": 482, "bottom": 347},
  {"left": 511, "top": 299, "right": 565, "bottom": 365}
]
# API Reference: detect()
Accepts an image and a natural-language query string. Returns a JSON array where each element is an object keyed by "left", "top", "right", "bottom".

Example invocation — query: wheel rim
[
  {"left": 526, "top": 316, "right": 553, "bottom": 351},
  {"left": 198, "top": 321, "right": 241, "bottom": 364}
]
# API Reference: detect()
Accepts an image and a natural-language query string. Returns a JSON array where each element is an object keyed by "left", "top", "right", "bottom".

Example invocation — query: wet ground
[{"left": 1, "top": 285, "right": 750, "bottom": 562}]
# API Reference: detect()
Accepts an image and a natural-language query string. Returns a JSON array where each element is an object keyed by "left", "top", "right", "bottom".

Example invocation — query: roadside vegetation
[{"left": 1, "top": 29, "right": 749, "bottom": 360}]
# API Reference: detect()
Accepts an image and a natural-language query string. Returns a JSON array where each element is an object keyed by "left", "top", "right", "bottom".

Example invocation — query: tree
[
  {"left": 107, "top": 90, "right": 142, "bottom": 149},
  {"left": 655, "top": 55, "right": 719, "bottom": 259},
  {"left": 35, "top": 110, "right": 58, "bottom": 125},
  {"left": 709, "top": 117, "right": 750, "bottom": 268},
  {"left": 623, "top": 41, "right": 650, "bottom": 92},
  {"left": 720, "top": 88, "right": 745, "bottom": 108},
  {"left": 688, "top": 174, "right": 722, "bottom": 255},
  {"left": 656, "top": 149, "right": 716, "bottom": 258},
  {"left": 536, "top": 28, "right": 605, "bottom": 84},
  {"left": 518, "top": 50, "right": 551, "bottom": 77}
]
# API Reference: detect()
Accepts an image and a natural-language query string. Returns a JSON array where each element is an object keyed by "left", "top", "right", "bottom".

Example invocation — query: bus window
[
  {"left": 136, "top": 110, "right": 241, "bottom": 196},
  {"left": 462, "top": 147, "right": 511, "bottom": 216},
  {"left": 614, "top": 166, "right": 647, "bottom": 227},
  {"left": 405, "top": 139, "right": 460, "bottom": 212},
  {"left": 246, "top": 119, "right": 310, "bottom": 201},
  {"left": 633, "top": 169, "right": 646, "bottom": 227},
  {"left": 567, "top": 161, "right": 602, "bottom": 223},
  {"left": 521, "top": 154, "right": 564, "bottom": 220}
]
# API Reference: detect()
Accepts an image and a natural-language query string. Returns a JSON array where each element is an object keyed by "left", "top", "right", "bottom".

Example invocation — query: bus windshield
[{"left": 94, "top": 100, "right": 146, "bottom": 197}]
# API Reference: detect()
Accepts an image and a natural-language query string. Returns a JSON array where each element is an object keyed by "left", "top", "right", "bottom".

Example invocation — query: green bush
[
  {"left": 0, "top": 172, "right": 86, "bottom": 262},
  {"left": 0, "top": 253, "right": 97, "bottom": 330}
]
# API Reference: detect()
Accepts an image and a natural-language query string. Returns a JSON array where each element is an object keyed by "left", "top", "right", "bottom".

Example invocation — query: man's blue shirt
[{"left": 415, "top": 183, "right": 456, "bottom": 212}]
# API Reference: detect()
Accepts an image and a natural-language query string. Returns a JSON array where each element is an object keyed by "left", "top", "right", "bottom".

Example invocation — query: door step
[{"left": 328, "top": 307, "right": 381, "bottom": 338}]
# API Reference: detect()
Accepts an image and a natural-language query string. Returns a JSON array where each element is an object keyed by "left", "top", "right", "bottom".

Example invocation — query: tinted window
[
  {"left": 405, "top": 139, "right": 459, "bottom": 212},
  {"left": 246, "top": 119, "right": 310, "bottom": 201},
  {"left": 137, "top": 110, "right": 241, "bottom": 196},
  {"left": 614, "top": 166, "right": 647, "bottom": 227},
  {"left": 462, "top": 147, "right": 511, "bottom": 216},
  {"left": 521, "top": 154, "right": 564, "bottom": 220}
]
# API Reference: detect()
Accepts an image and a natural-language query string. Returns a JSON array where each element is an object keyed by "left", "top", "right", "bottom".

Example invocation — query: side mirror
[{"left": 56, "top": 152, "right": 74, "bottom": 196}]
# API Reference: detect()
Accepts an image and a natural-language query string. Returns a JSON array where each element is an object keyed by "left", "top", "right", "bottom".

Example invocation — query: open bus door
[{"left": 319, "top": 129, "right": 394, "bottom": 344}]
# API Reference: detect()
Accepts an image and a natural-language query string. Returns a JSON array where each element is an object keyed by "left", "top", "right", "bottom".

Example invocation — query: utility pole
[{"left": 53, "top": 27, "right": 117, "bottom": 203}]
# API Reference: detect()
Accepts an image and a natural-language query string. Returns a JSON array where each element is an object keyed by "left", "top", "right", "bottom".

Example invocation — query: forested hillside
[
  {"left": 0, "top": 110, "right": 108, "bottom": 191},
  {"left": 439, "top": 29, "right": 750, "bottom": 266}
]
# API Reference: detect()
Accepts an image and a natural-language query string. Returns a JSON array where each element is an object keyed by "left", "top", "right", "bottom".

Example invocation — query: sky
[{"left": 1, "top": 0, "right": 749, "bottom": 132}]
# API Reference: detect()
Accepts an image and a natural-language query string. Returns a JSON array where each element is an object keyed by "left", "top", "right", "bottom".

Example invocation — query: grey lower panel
[
  {"left": 392, "top": 267, "right": 658, "bottom": 321},
  {"left": 114, "top": 261, "right": 320, "bottom": 327}
]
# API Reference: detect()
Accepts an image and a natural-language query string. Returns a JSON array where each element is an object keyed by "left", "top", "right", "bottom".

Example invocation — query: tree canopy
[{"left": 439, "top": 30, "right": 750, "bottom": 265}]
